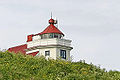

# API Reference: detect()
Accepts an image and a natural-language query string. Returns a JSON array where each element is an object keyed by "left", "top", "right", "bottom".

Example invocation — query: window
[
  {"left": 60, "top": 50, "right": 66, "bottom": 59},
  {"left": 45, "top": 51, "right": 50, "bottom": 56},
  {"left": 54, "top": 34, "right": 58, "bottom": 38},
  {"left": 49, "top": 33, "right": 54, "bottom": 38},
  {"left": 44, "top": 34, "right": 48, "bottom": 39}
]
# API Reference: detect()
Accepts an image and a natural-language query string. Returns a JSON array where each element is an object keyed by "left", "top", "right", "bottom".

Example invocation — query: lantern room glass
[{"left": 41, "top": 33, "right": 63, "bottom": 39}]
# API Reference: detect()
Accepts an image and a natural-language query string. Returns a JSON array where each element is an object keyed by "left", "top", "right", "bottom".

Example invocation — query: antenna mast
[
  {"left": 51, "top": 12, "right": 52, "bottom": 19},
  {"left": 54, "top": 17, "right": 58, "bottom": 28}
]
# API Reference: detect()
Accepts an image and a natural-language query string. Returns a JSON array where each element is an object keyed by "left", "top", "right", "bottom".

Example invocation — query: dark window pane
[
  {"left": 54, "top": 34, "right": 58, "bottom": 38},
  {"left": 45, "top": 51, "right": 50, "bottom": 56},
  {"left": 60, "top": 50, "right": 66, "bottom": 59},
  {"left": 49, "top": 33, "right": 54, "bottom": 38}
]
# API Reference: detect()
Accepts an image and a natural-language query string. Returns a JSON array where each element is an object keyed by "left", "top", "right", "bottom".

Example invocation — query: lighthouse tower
[
  {"left": 8, "top": 16, "right": 73, "bottom": 61},
  {"left": 26, "top": 17, "right": 73, "bottom": 60}
]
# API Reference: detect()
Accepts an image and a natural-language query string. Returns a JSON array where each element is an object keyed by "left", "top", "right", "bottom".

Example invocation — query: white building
[{"left": 8, "top": 17, "right": 73, "bottom": 61}]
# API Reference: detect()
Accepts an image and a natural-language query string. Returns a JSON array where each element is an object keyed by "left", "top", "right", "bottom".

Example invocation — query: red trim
[{"left": 27, "top": 51, "right": 39, "bottom": 56}]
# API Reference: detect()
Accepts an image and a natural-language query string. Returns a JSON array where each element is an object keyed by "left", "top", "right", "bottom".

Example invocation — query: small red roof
[
  {"left": 40, "top": 24, "right": 64, "bottom": 35},
  {"left": 8, "top": 44, "right": 27, "bottom": 55},
  {"left": 35, "top": 18, "right": 64, "bottom": 36}
]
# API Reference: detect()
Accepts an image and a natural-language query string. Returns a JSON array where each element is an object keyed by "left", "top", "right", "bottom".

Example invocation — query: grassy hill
[{"left": 0, "top": 51, "right": 120, "bottom": 80}]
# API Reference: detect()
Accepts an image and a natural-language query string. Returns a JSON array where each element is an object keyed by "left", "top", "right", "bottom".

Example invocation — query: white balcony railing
[{"left": 27, "top": 38, "right": 72, "bottom": 48}]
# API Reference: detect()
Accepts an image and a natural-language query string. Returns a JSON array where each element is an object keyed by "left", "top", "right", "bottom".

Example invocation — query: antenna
[
  {"left": 56, "top": 18, "right": 58, "bottom": 28},
  {"left": 54, "top": 17, "right": 58, "bottom": 28},
  {"left": 51, "top": 12, "right": 52, "bottom": 19},
  {"left": 56, "top": 21, "right": 58, "bottom": 28}
]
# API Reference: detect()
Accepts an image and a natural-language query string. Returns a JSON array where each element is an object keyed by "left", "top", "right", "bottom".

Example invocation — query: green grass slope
[{"left": 0, "top": 51, "right": 120, "bottom": 80}]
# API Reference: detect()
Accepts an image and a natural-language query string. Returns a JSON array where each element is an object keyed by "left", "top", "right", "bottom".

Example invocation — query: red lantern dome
[{"left": 49, "top": 19, "right": 54, "bottom": 24}]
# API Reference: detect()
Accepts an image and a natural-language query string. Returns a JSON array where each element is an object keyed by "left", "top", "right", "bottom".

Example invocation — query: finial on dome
[{"left": 49, "top": 19, "right": 54, "bottom": 24}]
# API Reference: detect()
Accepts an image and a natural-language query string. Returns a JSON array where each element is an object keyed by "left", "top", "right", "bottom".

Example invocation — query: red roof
[
  {"left": 8, "top": 44, "right": 27, "bottom": 55},
  {"left": 40, "top": 24, "right": 64, "bottom": 35},
  {"left": 8, "top": 44, "right": 39, "bottom": 56},
  {"left": 35, "top": 18, "right": 64, "bottom": 36}
]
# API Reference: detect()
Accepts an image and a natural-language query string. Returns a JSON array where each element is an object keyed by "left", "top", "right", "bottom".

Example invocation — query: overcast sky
[{"left": 0, "top": 0, "right": 120, "bottom": 71}]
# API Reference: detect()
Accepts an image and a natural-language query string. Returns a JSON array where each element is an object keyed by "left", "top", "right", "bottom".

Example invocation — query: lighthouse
[{"left": 8, "top": 16, "right": 73, "bottom": 61}]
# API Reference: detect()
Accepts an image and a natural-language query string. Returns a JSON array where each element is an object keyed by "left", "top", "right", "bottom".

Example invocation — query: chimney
[{"left": 27, "top": 35, "right": 33, "bottom": 42}]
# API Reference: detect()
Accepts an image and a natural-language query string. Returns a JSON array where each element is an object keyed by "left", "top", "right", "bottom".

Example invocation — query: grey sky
[{"left": 0, "top": 0, "right": 120, "bottom": 71}]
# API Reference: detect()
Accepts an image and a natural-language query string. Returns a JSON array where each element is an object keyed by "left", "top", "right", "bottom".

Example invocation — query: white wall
[
  {"left": 32, "top": 35, "right": 41, "bottom": 40},
  {"left": 39, "top": 48, "right": 57, "bottom": 59},
  {"left": 26, "top": 37, "right": 72, "bottom": 61},
  {"left": 26, "top": 47, "right": 71, "bottom": 61}
]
